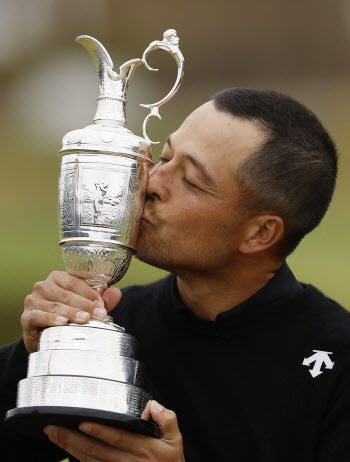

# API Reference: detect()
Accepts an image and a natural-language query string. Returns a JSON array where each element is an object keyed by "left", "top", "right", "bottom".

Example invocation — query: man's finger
[
  {"left": 78, "top": 422, "right": 150, "bottom": 453},
  {"left": 148, "top": 401, "right": 182, "bottom": 442},
  {"left": 34, "top": 278, "right": 105, "bottom": 313},
  {"left": 24, "top": 296, "right": 107, "bottom": 323},
  {"left": 21, "top": 310, "right": 69, "bottom": 330},
  {"left": 21, "top": 310, "right": 69, "bottom": 352},
  {"left": 24, "top": 298, "right": 90, "bottom": 324},
  {"left": 44, "top": 425, "right": 126, "bottom": 462},
  {"left": 141, "top": 400, "right": 151, "bottom": 420},
  {"left": 101, "top": 287, "right": 122, "bottom": 312},
  {"left": 47, "top": 271, "right": 104, "bottom": 303}
]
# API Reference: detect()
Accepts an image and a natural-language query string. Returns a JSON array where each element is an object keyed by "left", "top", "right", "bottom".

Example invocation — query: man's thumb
[
  {"left": 149, "top": 400, "right": 181, "bottom": 441},
  {"left": 101, "top": 287, "right": 122, "bottom": 312}
]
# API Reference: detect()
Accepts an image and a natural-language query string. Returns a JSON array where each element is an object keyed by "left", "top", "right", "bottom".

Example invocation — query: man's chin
[
  {"left": 135, "top": 230, "right": 179, "bottom": 272},
  {"left": 136, "top": 246, "right": 160, "bottom": 266},
  {"left": 135, "top": 247, "right": 175, "bottom": 273}
]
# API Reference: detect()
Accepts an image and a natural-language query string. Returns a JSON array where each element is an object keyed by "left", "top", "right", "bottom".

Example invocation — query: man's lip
[{"left": 141, "top": 213, "right": 152, "bottom": 225}]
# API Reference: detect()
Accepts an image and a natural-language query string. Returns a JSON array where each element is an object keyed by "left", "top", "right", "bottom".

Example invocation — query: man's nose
[{"left": 146, "top": 164, "right": 170, "bottom": 201}]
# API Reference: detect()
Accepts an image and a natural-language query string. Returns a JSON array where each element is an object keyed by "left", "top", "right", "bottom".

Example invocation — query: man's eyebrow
[
  {"left": 166, "top": 135, "right": 216, "bottom": 187},
  {"left": 183, "top": 152, "right": 215, "bottom": 187},
  {"left": 166, "top": 136, "right": 172, "bottom": 149}
]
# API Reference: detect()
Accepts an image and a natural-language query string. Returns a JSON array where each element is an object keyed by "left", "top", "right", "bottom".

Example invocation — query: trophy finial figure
[{"left": 163, "top": 29, "right": 180, "bottom": 47}]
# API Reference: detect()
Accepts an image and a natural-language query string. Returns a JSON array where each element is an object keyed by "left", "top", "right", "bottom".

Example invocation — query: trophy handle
[
  {"left": 140, "top": 29, "right": 185, "bottom": 145},
  {"left": 75, "top": 32, "right": 184, "bottom": 143}
]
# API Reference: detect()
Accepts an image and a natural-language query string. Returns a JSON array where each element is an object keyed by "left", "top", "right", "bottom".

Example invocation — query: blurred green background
[{"left": 1, "top": 0, "right": 349, "bottom": 347}]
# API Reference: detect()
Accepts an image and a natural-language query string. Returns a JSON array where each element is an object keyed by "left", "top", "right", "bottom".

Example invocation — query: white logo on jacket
[{"left": 302, "top": 350, "right": 334, "bottom": 378}]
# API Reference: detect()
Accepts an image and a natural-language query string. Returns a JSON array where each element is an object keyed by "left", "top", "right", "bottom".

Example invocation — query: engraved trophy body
[{"left": 5, "top": 30, "right": 184, "bottom": 439}]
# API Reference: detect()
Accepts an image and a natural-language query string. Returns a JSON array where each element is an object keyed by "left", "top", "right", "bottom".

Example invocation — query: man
[{"left": 1, "top": 88, "right": 349, "bottom": 461}]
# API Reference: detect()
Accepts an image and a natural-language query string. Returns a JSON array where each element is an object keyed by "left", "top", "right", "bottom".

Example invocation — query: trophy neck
[{"left": 93, "top": 97, "right": 126, "bottom": 126}]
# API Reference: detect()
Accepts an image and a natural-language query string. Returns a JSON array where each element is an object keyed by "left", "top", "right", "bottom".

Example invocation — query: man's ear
[{"left": 238, "top": 215, "right": 284, "bottom": 255}]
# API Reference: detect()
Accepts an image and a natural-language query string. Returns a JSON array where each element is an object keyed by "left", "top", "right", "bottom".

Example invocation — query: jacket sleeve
[
  {"left": 0, "top": 338, "right": 69, "bottom": 461},
  {"left": 315, "top": 357, "right": 350, "bottom": 461}
]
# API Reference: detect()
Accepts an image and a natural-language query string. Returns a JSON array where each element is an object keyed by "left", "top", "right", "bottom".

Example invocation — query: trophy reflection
[{"left": 5, "top": 30, "right": 184, "bottom": 439}]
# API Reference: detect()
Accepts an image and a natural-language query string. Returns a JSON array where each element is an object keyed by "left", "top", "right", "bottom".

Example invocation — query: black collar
[{"left": 167, "top": 262, "right": 305, "bottom": 336}]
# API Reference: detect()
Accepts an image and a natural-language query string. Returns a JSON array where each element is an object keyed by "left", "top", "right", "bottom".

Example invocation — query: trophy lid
[{"left": 59, "top": 30, "right": 184, "bottom": 159}]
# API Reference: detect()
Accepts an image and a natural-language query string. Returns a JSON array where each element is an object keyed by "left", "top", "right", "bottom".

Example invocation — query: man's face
[{"left": 136, "top": 101, "right": 265, "bottom": 273}]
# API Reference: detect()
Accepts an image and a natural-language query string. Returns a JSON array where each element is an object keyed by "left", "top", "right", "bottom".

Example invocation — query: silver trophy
[{"left": 5, "top": 30, "right": 184, "bottom": 439}]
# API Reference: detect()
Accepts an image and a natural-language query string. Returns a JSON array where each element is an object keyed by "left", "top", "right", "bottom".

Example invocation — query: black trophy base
[{"left": 5, "top": 406, "right": 160, "bottom": 439}]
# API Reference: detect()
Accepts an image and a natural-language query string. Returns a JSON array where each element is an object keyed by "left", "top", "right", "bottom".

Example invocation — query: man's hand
[
  {"left": 21, "top": 271, "right": 122, "bottom": 353},
  {"left": 44, "top": 400, "right": 185, "bottom": 462}
]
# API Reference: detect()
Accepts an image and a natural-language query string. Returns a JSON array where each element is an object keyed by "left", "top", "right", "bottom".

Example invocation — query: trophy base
[{"left": 5, "top": 406, "right": 159, "bottom": 439}]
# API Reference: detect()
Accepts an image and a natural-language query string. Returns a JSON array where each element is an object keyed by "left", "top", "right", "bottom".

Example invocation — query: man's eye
[
  {"left": 182, "top": 176, "right": 197, "bottom": 188},
  {"left": 158, "top": 157, "right": 169, "bottom": 164}
]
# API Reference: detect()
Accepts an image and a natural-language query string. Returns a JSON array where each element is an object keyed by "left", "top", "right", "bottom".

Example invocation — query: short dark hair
[{"left": 213, "top": 88, "right": 338, "bottom": 258}]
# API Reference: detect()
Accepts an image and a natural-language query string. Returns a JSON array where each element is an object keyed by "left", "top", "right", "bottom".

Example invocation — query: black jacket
[{"left": 1, "top": 263, "right": 350, "bottom": 461}]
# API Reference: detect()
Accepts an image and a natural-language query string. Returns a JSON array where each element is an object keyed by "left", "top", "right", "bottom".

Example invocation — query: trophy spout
[{"left": 76, "top": 35, "right": 143, "bottom": 126}]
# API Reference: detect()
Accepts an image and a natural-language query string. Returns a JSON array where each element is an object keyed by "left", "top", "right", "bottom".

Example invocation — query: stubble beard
[
  {"left": 135, "top": 226, "right": 179, "bottom": 272},
  {"left": 135, "top": 224, "right": 238, "bottom": 275}
]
